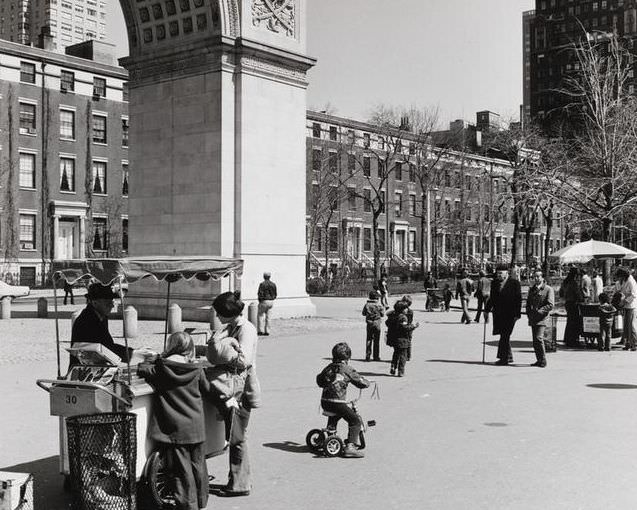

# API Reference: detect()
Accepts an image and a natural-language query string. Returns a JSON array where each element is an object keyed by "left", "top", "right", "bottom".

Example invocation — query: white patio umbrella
[{"left": 550, "top": 239, "right": 637, "bottom": 264}]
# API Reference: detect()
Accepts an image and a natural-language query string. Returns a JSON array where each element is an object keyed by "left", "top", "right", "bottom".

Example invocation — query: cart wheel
[
  {"left": 305, "top": 429, "right": 326, "bottom": 452},
  {"left": 323, "top": 436, "right": 344, "bottom": 457},
  {"left": 144, "top": 450, "right": 177, "bottom": 509}
]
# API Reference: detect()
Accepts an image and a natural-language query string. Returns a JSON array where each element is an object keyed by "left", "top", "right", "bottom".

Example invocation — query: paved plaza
[{"left": 3, "top": 294, "right": 637, "bottom": 509}]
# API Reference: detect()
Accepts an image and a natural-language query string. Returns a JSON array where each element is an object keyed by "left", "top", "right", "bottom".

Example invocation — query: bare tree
[{"left": 545, "top": 33, "right": 637, "bottom": 240}]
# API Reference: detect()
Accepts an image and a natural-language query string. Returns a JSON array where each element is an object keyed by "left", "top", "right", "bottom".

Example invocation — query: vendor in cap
[{"left": 70, "top": 282, "right": 134, "bottom": 365}]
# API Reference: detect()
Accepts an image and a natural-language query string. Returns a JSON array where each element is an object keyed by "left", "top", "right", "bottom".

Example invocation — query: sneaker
[{"left": 343, "top": 444, "right": 364, "bottom": 458}]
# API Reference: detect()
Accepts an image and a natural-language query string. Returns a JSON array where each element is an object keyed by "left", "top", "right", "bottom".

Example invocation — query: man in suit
[
  {"left": 473, "top": 269, "right": 491, "bottom": 323},
  {"left": 526, "top": 269, "right": 555, "bottom": 368},
  {"left": 70, "top": 283, "right": 134, "bottom": 365},
  {"left": 491, "top": 265, "right": 522, "bottom": 365},
  {"left": 455, "top": 269, "right": 474, "bottom": 324}
]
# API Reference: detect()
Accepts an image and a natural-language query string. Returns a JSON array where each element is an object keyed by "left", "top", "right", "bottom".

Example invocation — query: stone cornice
[{"left": 120, "top": 34, "right": 315, "bottom": 88}]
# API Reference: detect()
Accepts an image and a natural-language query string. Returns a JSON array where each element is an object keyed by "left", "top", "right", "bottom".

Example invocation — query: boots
[{"left": 343, "top": 443, "right": 364, "bottom": 458}]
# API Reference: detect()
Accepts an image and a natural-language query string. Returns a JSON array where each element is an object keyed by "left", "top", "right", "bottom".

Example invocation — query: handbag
[
  {"left": 612, "top": 313, "right": 624, "bottom": 339},
  {"left": 242, "top": 366, "right": 261, "bottom": 409}
]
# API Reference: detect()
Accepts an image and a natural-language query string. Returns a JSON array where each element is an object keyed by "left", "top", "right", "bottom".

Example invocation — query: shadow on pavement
[
  {"left": 352, "top": 358, "right": 390, "bottom": 364},
  {"left": 9, "top": 311, "right": 76, "bottom": 320},
  {"left": 1, "top": 455, "right": 71, "bottom": 509},
  {"left": 262, "top": 441, "right": 310, "bottom": 453},
  {"left": 485, "top": 340, "right": 533, "bottom": 348},
  {"left": 587, "top": 383, "right": 637, "bottom": 389},
  {"left": 357, "top": 371, "right": 395, "bottom": 378},
  {"left": 427, "top": 359, "right": 491, "bottom": 366}
]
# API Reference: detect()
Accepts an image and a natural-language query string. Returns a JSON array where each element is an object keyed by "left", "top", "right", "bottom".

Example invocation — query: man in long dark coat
[{"left": 491, "top": 265, "right": 522, "bottom": 365}]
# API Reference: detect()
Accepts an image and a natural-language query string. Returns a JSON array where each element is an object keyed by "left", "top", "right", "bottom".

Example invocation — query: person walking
[
  {"left": 526, "top": 270, "right": 555, "bottom": 368},
  {"left": 257, "top": 272, "right": 277, "bottom": 336},
  {"left": 63, "top": 280, "right": 74, "bottom": 305},
  {"left": 361, "top": 291, "right": 384, "bottom": 361},
  {"left": 559, "top": 267, "right": 583, "bottom": 348},
  {"left": 491, "top": 265, "right": 522, "bottom": 365},
  {"left": 455, "top": 269, "right": 474, "bottom": 324},
  {"left": 616, "top": 267, "right": 637, "bottom": 351},
  {"left": 423, "top": 271, "right": 437, "bottom": 311},
  {"left": 378, "top": 274, "right": 389, "bottom": 310},
  {"left": 473, "top": 270, "right": 491, "bottom": 323}
]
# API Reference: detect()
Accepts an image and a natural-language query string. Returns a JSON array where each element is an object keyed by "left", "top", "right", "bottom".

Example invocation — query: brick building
[
  {"left": 305, "top": 111, "right": 568, "bottom": 277},
  {"left": 0, "top": 38, "right": 128, "bottom": 286}
]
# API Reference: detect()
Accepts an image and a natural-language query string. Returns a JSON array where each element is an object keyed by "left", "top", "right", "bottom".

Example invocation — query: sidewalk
[{"left": 2, "top": 296, "right": 637, "bottom": 509}]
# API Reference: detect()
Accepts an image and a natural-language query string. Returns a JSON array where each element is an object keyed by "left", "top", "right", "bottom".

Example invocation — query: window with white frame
[
  {"left": 409, "top": 194, "right": 416, "bottom": 216},
  {"left": 122, "top": 117, "right": 129, "bottom": 147},
  {"left": 60, "top": 109, "right": 75, "bottom": 139},
  {"left": 19, "top": 102, "right": 36, "bottom": 134},
  {"left": 122, "top": 218, "right": 129, "bottom": 252},
  {"left": 395, "top": 191, "right": 402, "bottom": 217},
  {"left": 92, "top": 115, "right": 107, "bottom": 144},
  {"left": 122, "top": 163, "right": 129, "bottom": 196},
  {"left": 93, "top": 77, "right": 106, "bottom": 97},
  {"left": 19, "top": 214, "right": 36, "bottom": 250},
  {"left": 92, "top": 161, "right": 107, "bottom": 194},
  {"left": 20, "top": 62, "right": 36, "bottom": 83},
  {"left": 409, "top": 231, "right": 416, "bottom": 252},
  {"left": 363, "top": 227, "right": 371, "bottom": 251},
  {"left": 19, "top": 153, "right": 35, "bottom": 188},
  {"left": 60, "top": 158, "right": 75, "bottom": 192},
  {"left": 60, "top": 70, "right": 75, "bottom": 91},
  {"left": 92, "top": 217, "right": 108, "bottom": 251}
]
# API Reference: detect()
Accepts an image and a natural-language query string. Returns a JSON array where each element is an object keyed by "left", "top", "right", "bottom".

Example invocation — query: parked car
[{"left": 0, "top": 280, "right": 30, "bottom": 299}]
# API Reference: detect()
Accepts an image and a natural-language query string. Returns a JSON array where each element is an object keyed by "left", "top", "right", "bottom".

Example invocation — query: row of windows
[
  {"left": 18, "top": 102, "right": 129, "bottom": 146},
  {"left": 19, "top": 61, "right": 128, "bottom": 100},
  {"left": 311, "top": 148, "right": 508, "bottom": 191},
  {"left": 19, "top": 152, "right": 129, "bottom": 196},
  {"left": 18, "top": 214, "right": 127, "bottom": 252}
]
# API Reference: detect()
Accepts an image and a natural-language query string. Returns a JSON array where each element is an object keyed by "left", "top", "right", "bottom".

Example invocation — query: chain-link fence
[{"left": 67, "top": 413, "right": 136, "bottom": 510}]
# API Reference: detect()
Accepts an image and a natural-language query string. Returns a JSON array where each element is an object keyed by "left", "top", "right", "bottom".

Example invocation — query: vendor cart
[
  {"left": 36, "top": 256, "right": 243, "bottom": 506},
  {"left": 579, "top": 303, "right": 601, "bottom": 349}
]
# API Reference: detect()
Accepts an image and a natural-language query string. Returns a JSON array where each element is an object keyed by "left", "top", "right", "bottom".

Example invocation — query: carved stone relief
[{"left": 251, "top": 0, "right": 295, "bottom": 37}]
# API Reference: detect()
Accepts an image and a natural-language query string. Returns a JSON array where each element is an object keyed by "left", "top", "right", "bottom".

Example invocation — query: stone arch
[{"left": 118, "top": 0, "right": 240, "bottom": 56}]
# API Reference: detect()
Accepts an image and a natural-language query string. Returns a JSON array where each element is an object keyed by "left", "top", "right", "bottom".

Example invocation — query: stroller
[{"left": 426, "top": 288, "right": 444, "bottom": 312}]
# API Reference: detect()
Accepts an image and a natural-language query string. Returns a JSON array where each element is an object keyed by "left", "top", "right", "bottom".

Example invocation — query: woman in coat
[
  {"left": 207, "top": 291, "right": 260, "bottom": 497},
  {"left": 559, "top": 267, "right": 583, "bottom": 348}
]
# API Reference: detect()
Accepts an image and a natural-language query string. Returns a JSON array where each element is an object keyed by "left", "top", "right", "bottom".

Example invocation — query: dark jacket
[
  {"left": 599, "top": 303, "right": 616, "bottom": 327},
  {"left": 559, "top": 278, "right": 583, "bottom": 304},
  {"left": 138, "top": 358, "right": 212, "bottom": 444},
  {"left": 476, "top": 277, "right": 491, "bottom": 299},
  {"left": 491, "top": 277, "right": 522, "bottom": 335},
  {"left": 424, "top": 276, "right": 437, "bottom": 290},
  {"left": 70, "top": 304, "right": 133, "bottom": 365},
  {"left": 526, "top": 283, "right": 555, "bottom": 327},
  {"left": 386, "top": 311, "right": 417, "bottom": 349},
  {"left": 362, "top": 300, "right": 384, "bottom": 325},
  {"left": 257, "top": 280, "right": 277, "bottom": 301},
  {"left": 316, "top": 361, "right": 369, "bottom": 403}
]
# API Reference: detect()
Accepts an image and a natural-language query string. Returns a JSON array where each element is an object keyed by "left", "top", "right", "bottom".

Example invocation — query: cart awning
[
  {"left": 549, "top": 240, "right": 637, "bottom": 264},
  {"left": 52, "top": 256, "right": 243, "bottom": 285}
]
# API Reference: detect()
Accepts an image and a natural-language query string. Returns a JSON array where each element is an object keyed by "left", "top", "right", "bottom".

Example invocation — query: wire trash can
[
  {"left": 66, "top": 413, "right": 136, "bottom": 510},
  {"left": 544, "top": 314, "right": 559, "bottom": 353}
]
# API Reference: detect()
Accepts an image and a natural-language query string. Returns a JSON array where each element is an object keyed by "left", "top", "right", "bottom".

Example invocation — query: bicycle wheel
[{"left": 144, "top": 450, "right": 177, "bottom": 509}]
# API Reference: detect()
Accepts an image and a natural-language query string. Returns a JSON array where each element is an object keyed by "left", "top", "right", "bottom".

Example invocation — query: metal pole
[
  {"left": 163, "top": 280, "right": 171, "bottom": 351},
  {"left": 118, "top": 276, "right": 131, "bottom": 385},
  {"left": 53, "top": 274, "right": 61, "bottom": 379},
  {"left": 482, "top": 319, "right": 487, "bottom": 364},
  {"left": 426, "top": 185, "right": 431, "bottom": 273}
]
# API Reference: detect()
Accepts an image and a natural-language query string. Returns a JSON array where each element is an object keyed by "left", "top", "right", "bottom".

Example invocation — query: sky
[{"left": 107, "top": 0, "right": 534, "bottom": 128}]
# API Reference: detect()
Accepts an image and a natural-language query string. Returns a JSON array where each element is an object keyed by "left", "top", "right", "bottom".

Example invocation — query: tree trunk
[
  {"left": 542, "top": 217, "right": 553, "bottom": 276},
  {"left": 372, "top": 213, "right": 381, "bottom": 280},
  {"left": 524, "top": 226, "right": 534, "bottom": 270},
  {"left": 421, "top": 194, "right": 427, "bottom": 278},
  {"left": 602, "top": 217, "right": 613, "bottom": 242},
  {"left": 510, "top": 210, "right": 520, "bottom": 270}
]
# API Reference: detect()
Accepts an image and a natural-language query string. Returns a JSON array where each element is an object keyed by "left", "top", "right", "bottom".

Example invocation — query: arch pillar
[{"left": 119, "top": 0, "right": 316, "bottom": 319}]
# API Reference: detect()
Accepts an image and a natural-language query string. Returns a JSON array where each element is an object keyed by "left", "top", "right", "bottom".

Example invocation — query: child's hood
[{"left": 156, "top": 358, "right": 203, "bottom": 384}]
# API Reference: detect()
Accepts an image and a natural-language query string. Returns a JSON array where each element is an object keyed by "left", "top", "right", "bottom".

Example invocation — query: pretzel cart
[{"left": 36, "top": 256, "right": 243, "bottom": 506}]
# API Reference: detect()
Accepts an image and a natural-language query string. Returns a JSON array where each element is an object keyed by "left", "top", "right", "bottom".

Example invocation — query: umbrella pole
[
  {"left": 119, "top": 276, "right": 131, "bottom": 385},
  {"left": 163, "top": 281, "right": 171, "bottom": 351},
  {"left": 53, "top": 276, "right": 61, "bottom": 379}
]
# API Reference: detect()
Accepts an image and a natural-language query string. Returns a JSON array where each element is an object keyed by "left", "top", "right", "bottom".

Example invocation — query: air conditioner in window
[
  {"left": 60, "top": 83, "right": 68, "bottom": 93},
  {"left": 92, "top": 92, "right": 101, "bottom": 100},
  {"left": 27, "top": 127, "right": 37, "bottom": 134}
]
